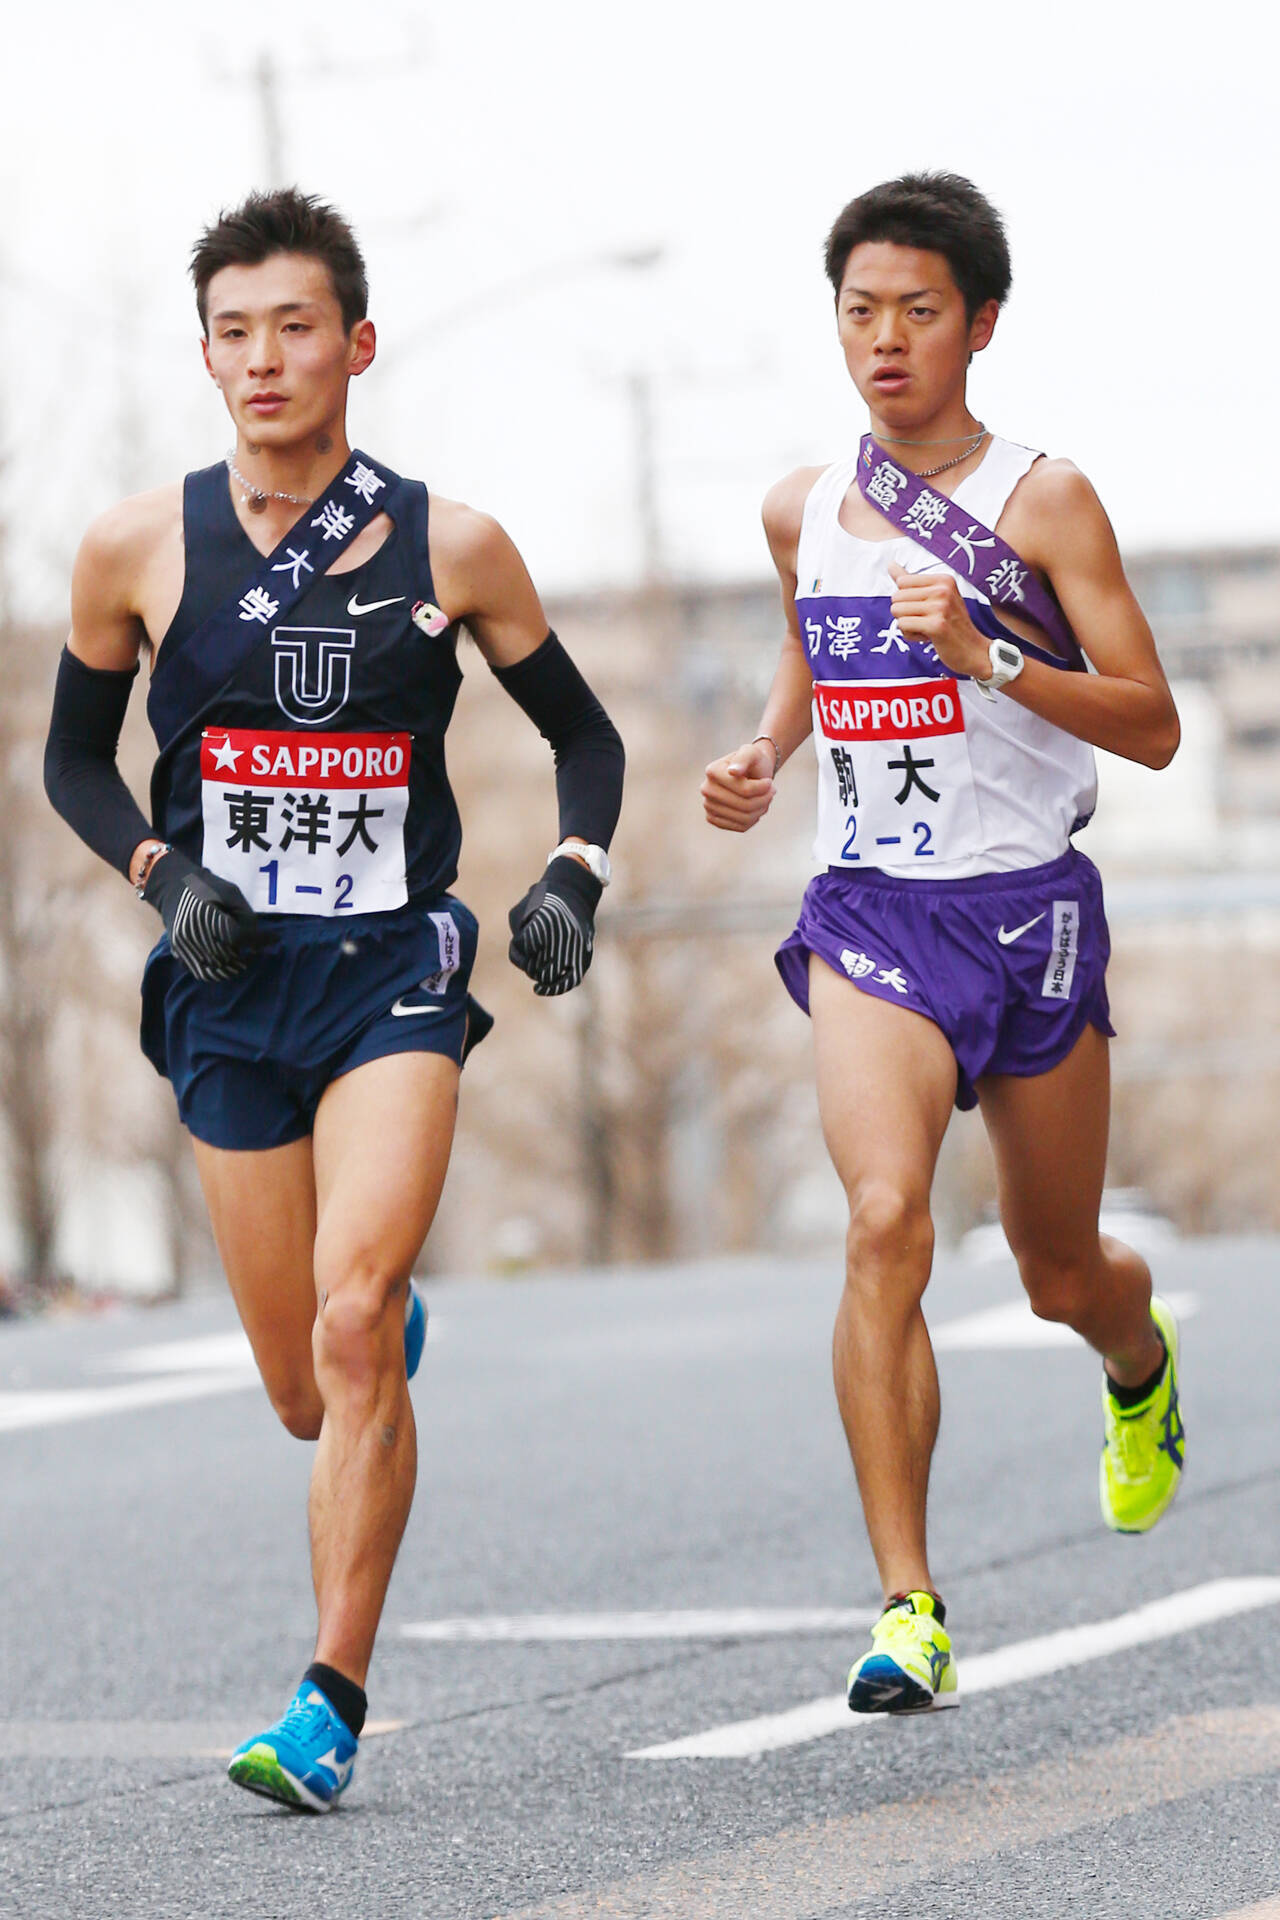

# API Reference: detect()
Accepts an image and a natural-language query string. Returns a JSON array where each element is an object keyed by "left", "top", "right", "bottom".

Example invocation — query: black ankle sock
[
  {"left": 887, "top": 1590, "right": 946, "bottom": 1627},
  {"left": 304, "top": 1662, "right": 367, "bottom": 1738},
  {"left": 1106, "top": 1333, "right": 1167, "bottom": 1409}
]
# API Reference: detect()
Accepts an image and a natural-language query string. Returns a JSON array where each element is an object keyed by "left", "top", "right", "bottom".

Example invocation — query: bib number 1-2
[{"left": 200, "top": 726, "right": 411, "bottom": 916}]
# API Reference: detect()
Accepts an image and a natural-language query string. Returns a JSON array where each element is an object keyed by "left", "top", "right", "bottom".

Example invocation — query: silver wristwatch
[
  {"left": 973, "top": 637, "right": 1025, "bottom": 700},
  {"left": 548, "top": 838, "right": 612, "bottom": 887}
]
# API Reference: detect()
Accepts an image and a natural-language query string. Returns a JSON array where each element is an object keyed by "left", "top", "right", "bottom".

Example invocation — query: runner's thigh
[
  {"left": 809, "top": 953, "right": 957, "bottom": 1203},
  {"left": 976, "top": 1020, "right": 1110, "bottom": 1262},
  {"left": 191, "top": 1135, "right": 319, "bottom": 1399},
  {"left": 312, "top": 1050, "right": 461, "bottom": 1289}
]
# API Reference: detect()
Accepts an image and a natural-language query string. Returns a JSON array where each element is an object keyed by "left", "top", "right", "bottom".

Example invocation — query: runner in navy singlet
[
  {"left": 45, "top": 190, "right": 623, "bottom": 1810},
  {"left": 702, "top": 174, "right": 1185, "bottom": 1716}
]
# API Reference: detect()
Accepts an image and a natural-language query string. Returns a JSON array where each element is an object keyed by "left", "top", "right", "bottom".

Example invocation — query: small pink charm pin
[{"left": 411, "top": 600, "right": 450, "bottom": 638}]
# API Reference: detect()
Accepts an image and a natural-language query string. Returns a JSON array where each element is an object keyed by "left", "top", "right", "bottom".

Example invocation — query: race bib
[
  {"left": 200, "top": 727, "right": 410, "bottom": 916},
  {"left": 813, "top": 678, "right": 983, "bottom": 867}
]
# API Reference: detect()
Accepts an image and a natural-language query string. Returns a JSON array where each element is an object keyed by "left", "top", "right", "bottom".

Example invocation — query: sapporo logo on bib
[
  {"left": 813, "top": 677, "right": 983, "bottom": 866},
  {"left": 201, "top": 727, "right": 410, "bottom": 916}
]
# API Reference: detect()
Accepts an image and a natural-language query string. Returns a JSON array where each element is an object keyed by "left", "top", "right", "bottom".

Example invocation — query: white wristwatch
[
  {"left": 973, "top": 637, "right": 1025, "bottom": 700},
  {"left": 549, "top": 838, "right": 612, "bottom": 887}
]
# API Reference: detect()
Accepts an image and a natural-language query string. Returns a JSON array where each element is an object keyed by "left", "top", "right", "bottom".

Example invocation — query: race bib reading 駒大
[{"left": 812, "top": 678, "right": 983, "bottom": 868}]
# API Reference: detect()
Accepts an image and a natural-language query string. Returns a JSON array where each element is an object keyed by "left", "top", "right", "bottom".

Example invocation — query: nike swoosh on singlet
[
  {"left": 996, "top": 912, "right": 1047, "bottom": 946},
  {"left": 390, "top": 998, "right": 446, "bottom": 1018},
  {"left": 347, "top": 594, "right": 405, "bottom": 616}
]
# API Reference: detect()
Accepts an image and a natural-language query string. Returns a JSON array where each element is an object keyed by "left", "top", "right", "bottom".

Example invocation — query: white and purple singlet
[{"left": 796, "top": 435, "right": 1097, "bottom": 880}]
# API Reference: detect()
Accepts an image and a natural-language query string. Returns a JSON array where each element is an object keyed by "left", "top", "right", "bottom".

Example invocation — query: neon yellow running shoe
[
  {"left": 846, "top": 1591, "right": 958, "bottom": 1715},
  {"left": 1100, "top": 1294, "right": 1185, "bottom": 1534}
]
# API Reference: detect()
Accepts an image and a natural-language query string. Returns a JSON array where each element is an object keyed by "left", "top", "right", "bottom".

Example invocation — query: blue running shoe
[
  {"left": 227, "top": 1682, "right": 358, "bottom": 1812},
  {"left": 404, "top": 1281, "right": 427, "bottom": 1382}
]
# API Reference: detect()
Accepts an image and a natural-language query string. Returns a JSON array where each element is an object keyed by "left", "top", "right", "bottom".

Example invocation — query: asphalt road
[{"left": 2, "top": 1237, "right": 1279, "bottom": 1920}]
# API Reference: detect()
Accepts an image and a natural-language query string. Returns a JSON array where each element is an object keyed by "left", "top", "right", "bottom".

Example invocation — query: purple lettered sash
[
  {"left": 148, "top": 449, "right": 402, "bottom": 752},
  {"left": 856, "top": 435, "right": 1083, "bottom": 671}
]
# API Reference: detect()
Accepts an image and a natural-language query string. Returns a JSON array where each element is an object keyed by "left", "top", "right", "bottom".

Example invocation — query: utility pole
[
  {"left": 626, "top": 367, "right": 664, "bottom": 586},
  {"left": 238, "top": 42, "right": 439, "bottom": 194},
  {"left": 577, "top": 973, "right": 615, "bottom": 1265},
  {"left": 255, "top": 50, "right": 286, "bottom": 185}
]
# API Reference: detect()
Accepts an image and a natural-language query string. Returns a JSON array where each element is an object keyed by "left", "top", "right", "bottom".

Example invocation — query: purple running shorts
[{"left": 775, "top": 848, "right": 1114, "bottom": 1110}]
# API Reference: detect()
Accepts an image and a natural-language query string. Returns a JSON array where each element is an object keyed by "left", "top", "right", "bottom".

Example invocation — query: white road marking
[
  {"left": 0, "top": 1369, "right": 258, "bottom": 1435},
  {"left": 0, "top": 1717, "right": 405, "bottom": 1759},
  {"left": 90, "top": 1331, "right": 256, "bottom": 1375},
  {"left": 931, "top": 1288, "right": 1199, "bottom": 1352},
  {"left": 400, "top": 1608, "right": 877, "bottom": 1644},
  {"left": 3, "top": 1309, "right": 440, "bottom": 1435},
  {"left": 628, "top": 1577, "right": 1280, "bottom": 1759}
]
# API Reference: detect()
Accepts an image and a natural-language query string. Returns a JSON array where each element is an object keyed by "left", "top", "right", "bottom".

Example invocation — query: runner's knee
[
  {"left": 844, "top": 1181, "right": 933, "bottom": 1291},
  {"left": 1017, "top": 1248, "right": 1097, "bottom": 1326},
  {"left": 312, "top": 1250, "right": 407, "bottom": 1390},
  {"left": 269, "top": 1382, "right": 324, "bottom": 1441},
  {"left": 251, "top": 1348, "right": 323, "bottom": 1439}
]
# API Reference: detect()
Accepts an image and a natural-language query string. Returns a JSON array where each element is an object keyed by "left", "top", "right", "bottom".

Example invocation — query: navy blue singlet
[
  {"left": 149, "top": 462, "right": 463, "bottom": 909},
  {"left": 137, "top": 463, "right": 493, "bottom": 1148}
]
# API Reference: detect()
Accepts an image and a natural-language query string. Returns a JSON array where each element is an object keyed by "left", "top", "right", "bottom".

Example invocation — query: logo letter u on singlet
[{"left": 272, "top": 628, "right": 356, "bottom": 726}]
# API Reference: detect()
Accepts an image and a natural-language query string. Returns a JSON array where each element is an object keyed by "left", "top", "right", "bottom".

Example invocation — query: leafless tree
[{"left": 0, "top": 615, "right": 78, "bottom": 1292}]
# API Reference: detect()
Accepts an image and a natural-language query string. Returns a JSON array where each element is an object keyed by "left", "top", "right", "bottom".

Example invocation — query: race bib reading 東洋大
[{"left": 200, "top": 727, "right": 410, "bottom": 915}]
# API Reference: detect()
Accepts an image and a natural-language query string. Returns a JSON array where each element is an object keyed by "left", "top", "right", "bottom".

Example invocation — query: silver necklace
[
  {"left": 912, "top": 427, "right": 988, "bottom": 481},
  {"left": 877, "top": 424, "right": 986, "bottom": 446},
  {"left": 224, "top": 453, "right": 314, "bottom": 516}
]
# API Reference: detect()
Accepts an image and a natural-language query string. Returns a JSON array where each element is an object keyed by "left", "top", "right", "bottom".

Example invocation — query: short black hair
[
  {"left": 190, "top": 188, "right": 369, "bottom": 335},
  {"left": 824, "top": 173, "right": 1011, "bottom": 320}
]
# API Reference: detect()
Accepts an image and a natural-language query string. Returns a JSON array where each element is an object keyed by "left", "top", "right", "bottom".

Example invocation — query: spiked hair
[{"left": 191, "top": 188, "right": 368, "bottom": 334}]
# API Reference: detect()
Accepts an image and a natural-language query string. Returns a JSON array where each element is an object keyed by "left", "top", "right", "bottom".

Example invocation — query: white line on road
[
  {"left": 89, "top": 1330, "right": 255, "bottom": 1375},
  {"left": 628, "top": 1576, "right": 1280, "bottom": 1759},
  {"left": 400, "top": 1608, "right": 878, "bottom": 1644},
  {"left": 0, "top": 1369, "right": 258, "bottom": 1435},
  {"left": 0, "top": 1717, "right": 406, "bottom": 1759},
  {"left": 931, "top": 1288, "right": 1200, "bottom": 1351}
]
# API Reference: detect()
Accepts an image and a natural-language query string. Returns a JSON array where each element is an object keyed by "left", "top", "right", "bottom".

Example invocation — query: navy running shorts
[
  {"left": 140, "top": 893, "right": 492, "bottom": 1150},
  {"left": 775, "top": 848, "right": 1114, "bottom": 1110}
]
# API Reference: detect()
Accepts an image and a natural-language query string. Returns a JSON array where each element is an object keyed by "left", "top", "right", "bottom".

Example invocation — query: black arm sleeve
[
  {"left": 43, "top": 646, "right": 155, "bottom": 878},
  {"left": 489, "top": 631, "right": 624, "bottom": 849}
]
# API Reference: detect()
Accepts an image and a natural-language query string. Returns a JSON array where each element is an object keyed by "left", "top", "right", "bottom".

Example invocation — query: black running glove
[
  {"left": 507, "top": 855, "right": 601, "bottom": 997},
  {"left": 143, "top": 849, "right": 266, "bottom": 984}
]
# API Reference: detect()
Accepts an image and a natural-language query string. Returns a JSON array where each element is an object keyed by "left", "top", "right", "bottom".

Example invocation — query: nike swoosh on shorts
[
  {"left": 347, "top": 594, "right": 405, "bottom": 616},
  {"left": 390, "top": 998, "right": 446, "bottom": 1018},
  {"left": 996, "top": 912, "right": 1047, "bottom": 946}
]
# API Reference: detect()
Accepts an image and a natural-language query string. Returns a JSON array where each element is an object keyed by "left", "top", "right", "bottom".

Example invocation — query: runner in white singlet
[
  {"left": 797, "top": 437, "right": 1096, "bottom": 878},
  {"left": 702, "top": 173, "right": 1185, "bottom": 1716}
]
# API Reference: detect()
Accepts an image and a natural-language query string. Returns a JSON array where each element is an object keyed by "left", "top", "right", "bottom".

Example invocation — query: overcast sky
[{"left": 2, "top": 0, "right": 1275, "bottom": 619}]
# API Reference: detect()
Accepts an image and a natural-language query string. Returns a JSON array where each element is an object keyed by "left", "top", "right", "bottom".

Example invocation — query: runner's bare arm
[
  {"left": 68, "top": 499, "right": 157, "bottom": 671},
  {"left": 430, "top": 498, "right": 624, "bottom": 925},
  {"left": 887, "top": 461, "right": 1179, "bottom": 769},
  {"left": 428, "top": 499, "right": 551, "bottom": 665},
  {"left": 703, "top": 469, "right": 821, "bottom": 832}
]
